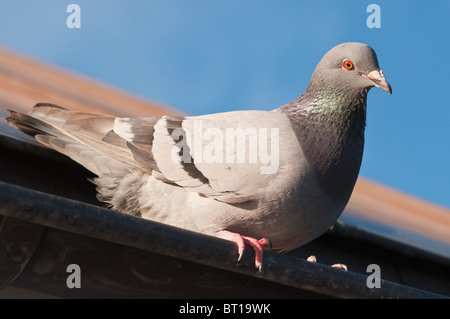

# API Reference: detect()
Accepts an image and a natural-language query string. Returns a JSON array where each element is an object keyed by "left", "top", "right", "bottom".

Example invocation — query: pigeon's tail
[
  {"left": 6, "top": 103, "right": 147, "bottom": 216},
  {"left": 6, "top": 104, "right": 67, "bottom": 139},
  {"left": 5, "top": 103, "right": 133, "bottom": 178}
]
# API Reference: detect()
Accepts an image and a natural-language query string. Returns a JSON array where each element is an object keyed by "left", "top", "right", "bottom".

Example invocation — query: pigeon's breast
[
  {"left": 255, "top": 144, "right": 347, "bottom": 251},
  {"left": 205, "top": 118, "right": 348, "bottom": 251}
]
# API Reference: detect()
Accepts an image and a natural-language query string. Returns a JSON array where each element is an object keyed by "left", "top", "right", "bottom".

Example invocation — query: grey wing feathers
[
  {"left": 6, "top": 104, "right": 287, "bottom": 204},
  {"left": 6, "top": 104, "right": 133, "bottom": 177}
]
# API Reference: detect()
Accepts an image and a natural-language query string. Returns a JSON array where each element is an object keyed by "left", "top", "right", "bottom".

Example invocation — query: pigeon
[{"left": 6, "top": 42, "right": 391, "bottom": 270}]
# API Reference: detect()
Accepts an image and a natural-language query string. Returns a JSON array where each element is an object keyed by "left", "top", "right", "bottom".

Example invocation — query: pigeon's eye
[{"left": 342, "top": 60, "right": 354, "bottom": 70}]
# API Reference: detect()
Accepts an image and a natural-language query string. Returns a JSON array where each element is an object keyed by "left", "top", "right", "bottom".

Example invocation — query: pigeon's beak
[{"left": 366, "top": 70, "right": 392, "bottom": 94}]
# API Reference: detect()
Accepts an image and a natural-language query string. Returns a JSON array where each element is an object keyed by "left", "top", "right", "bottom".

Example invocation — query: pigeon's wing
[
  {"left": 115, "top": 110, "right": 295, "bottom": 203},
  {"left": 7, "top": 104, "right": 297, "bottom": 204},
  {"left": 6, "top": 104, "right": 135, "bottom": 177}
]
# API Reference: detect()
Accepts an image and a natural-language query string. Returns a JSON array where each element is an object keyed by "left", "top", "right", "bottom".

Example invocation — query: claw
[
  {"left": 331, "top": 263, "right": 348, "bottom": 271},
  {"left": 306, "top": 255, "right": 348, "bottom": 271},
  {"left": 258, "top": 238, "right": 272, "bottom": 250},
  {"left": 217, "top": 230, "right": 266, "bottom": 270}
]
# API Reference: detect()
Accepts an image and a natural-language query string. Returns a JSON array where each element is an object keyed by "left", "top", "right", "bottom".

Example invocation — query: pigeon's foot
[
  {"left": 330, "top": 263, "right": 348, "bottom": 271},
  {"left": 257, "top": 237, "right": 273, "bottom": 250},
  {"left": 217, "top": 230, "right": 269, "bottom": 270},
  {"left": 307, "top": 255, "right": 348, "bottom": 271}
]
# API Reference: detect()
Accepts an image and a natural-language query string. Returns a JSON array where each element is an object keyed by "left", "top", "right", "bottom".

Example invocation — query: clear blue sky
[{"left": 0, "top": 1, "right": 449, "bottom": 208}]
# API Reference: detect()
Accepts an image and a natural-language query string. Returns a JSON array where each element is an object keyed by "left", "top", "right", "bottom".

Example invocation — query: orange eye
[{"left": 342, "top": 60, "right": 354, "bottom": 70}]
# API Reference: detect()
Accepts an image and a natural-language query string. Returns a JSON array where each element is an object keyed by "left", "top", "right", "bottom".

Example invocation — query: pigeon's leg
[{"left": 216, "top": 230, "right": 267, "bottom": 270}]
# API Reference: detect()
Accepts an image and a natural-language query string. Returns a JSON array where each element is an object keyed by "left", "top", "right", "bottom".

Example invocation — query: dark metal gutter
[
  {"left": 0, "top": 122, "right": 448, "bottom": 298},
  {"left": 0, "top": 181, "right": 446, "bottom": 299}
]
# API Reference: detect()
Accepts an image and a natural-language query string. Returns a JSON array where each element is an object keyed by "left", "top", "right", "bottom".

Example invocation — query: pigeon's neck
[
  {"left": 279, "top": 82, "right": 368, "bottom": 203},
  {"left": 284, "top": 80, "right": 368, "bottom": 132}
]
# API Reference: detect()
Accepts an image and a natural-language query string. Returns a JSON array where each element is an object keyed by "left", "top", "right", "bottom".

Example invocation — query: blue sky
[{"left": 0, "top": 1, "right": 449, "bottom": 208}]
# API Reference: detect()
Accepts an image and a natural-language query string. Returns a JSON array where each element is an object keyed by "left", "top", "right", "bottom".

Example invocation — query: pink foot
[
  {"left": 331, "top": 263, "right": 348, "bottom": 271},
  {"left": 217, "top": 230, "right": 269, "bottom": 270},
  {"left": 307, "top": 255, "right": 348, "bottom": 271}
]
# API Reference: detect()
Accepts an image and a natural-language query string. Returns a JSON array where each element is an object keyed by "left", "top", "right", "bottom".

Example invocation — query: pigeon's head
[{"left": 313, "top": 42, "right": 392, "bottom": 95}]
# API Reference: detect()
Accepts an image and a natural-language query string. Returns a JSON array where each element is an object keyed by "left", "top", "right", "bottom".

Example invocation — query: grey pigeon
[{"left": 6, "top": 42, "right": 391, "bottom": 270}]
